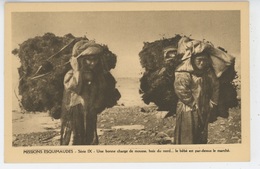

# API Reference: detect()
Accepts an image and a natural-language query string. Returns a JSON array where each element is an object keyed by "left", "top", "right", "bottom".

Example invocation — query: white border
[{"left": 1, "top": 0, "right": 259, "bottom": 168}]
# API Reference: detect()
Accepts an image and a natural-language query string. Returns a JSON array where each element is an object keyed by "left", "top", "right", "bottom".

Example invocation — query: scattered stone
[
  {"left": 102, "top": 129, "right": 115, "bottom": 132},
  {"left": 97, "top": 129, "right": 104, "bottom": 136},
  {"left": 231, "top": 136, "right": 239, "bottom": 140},
  {"left": 156, "top": 132, "right": 169, "bottom": 138},
  {"left": 155, "top": 111, "right": 168, "bottom": 119},
  {"left": 209, "top": 123, "right": 216, "bottom": 127},
  {"left": 150, "top": 133, "right": 156, "bottom": 137},
  {"left": 165, "top": 128, "right": 175, "bottom": 137},
  {"left": 100, "top": 119, "right": 106, "bottom": 123},
  {"left": 164, "top": 137, "right": 173, "bottom": 144},
  {"left": 220, "top": 121, "right": 226, "bottom": 125},
  {"left": 143, "top": 119, "right": 149, "bottom": 123},
  {"left": 112, "top": 135, "right": 117, "bottom": 139},
  {"left": 220, "top": 138, "right": 227, "bottom": 144},
  {"left": 137, "top": 130, "right": 148, "bottom": 135},
  {"left": 155, "top": 136, "right": 173, "bottom": 144},
  {"left": 220, "top": 127, "right": 225, "bottom": 132}
]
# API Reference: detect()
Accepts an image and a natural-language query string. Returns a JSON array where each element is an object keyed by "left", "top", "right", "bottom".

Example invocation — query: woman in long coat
[
  {"left": 174, "top": 50, "right": 219, "bottom": 144},
  {"left": 60, "top": 40, "right": 108, "bottom": 145}
]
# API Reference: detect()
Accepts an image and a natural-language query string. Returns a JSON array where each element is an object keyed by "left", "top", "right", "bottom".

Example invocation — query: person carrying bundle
[
  {"left": 174, "top": 49, "right": 219, "bottom": 144},
  {"left": 60, "top": 40, "right": 113, "bottom": 145}
]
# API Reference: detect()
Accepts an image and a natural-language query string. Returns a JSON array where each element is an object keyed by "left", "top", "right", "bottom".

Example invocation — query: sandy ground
[
  {"left": 12, "top": 111, "right": 61, "bottom": 135},
  {"left": 12, "top": 77, "right": 145, "bottom": 135}
]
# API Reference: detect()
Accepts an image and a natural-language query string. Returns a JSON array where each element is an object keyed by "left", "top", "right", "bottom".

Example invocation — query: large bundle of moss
[
  {"left": 139, "top": 35, "right": 239, "bottom": 118},
  {"left": 139, "top": 35, "right": 182, "bottom": 115},
  {"left": 13, "top": 33, "right": 120, "bottom": 118}
]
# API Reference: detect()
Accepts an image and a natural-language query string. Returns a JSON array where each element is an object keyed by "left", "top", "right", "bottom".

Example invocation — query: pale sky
[{"left": 12, "top": 11, "right": 240, "bottom": 78}]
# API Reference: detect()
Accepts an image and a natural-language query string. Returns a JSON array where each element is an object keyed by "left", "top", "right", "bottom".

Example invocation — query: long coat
[
  {"left": 60, "top": 69, "right": 107, "bottom": 145},
  {"left": 174, "top": 60, "right": 219, "bottom": 144}
]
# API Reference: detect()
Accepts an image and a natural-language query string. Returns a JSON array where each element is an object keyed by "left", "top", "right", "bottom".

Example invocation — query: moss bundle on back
[
  {"left": 139, "top": 35, "right": 239, "bottom": 118},
  {"left": 13, "top": 33, "right": 119, "bottom": 118},
  {"left": 139, "top": 35, "right": 182, "bottom": 115}
]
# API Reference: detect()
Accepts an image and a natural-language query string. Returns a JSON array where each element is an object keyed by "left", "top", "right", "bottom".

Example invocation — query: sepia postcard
[{"left": 4, "top": 2, "right": 249, "bottom": 162}]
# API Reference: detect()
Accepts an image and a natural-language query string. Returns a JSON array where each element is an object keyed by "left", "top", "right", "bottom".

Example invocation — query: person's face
[
  {"left": 194, "top": 55, "right": 209, "bottom": 70},
  {"left": 164, "top": 51, "right": 180, "bottom": 67},
  {"left": 165, "top": 51, "right": 176, "bottom": 62},
  {"left": 81, "top": 55, "right": 99, "bottom": 70}
]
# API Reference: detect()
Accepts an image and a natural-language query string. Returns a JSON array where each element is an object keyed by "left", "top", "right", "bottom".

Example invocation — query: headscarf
[
  {"left": 72, "top": 40, "right": 103, "bottom": 58},
  {"left": 70, "top": 40, "right": 105, "bottom": 72},
  {"left": 176, "top": 37, "right": 235, "bottom": 77}
]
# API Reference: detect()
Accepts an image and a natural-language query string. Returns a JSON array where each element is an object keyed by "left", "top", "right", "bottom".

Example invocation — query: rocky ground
[{"left": 12, "top": 105, "right": 241, "bottom": 146}]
